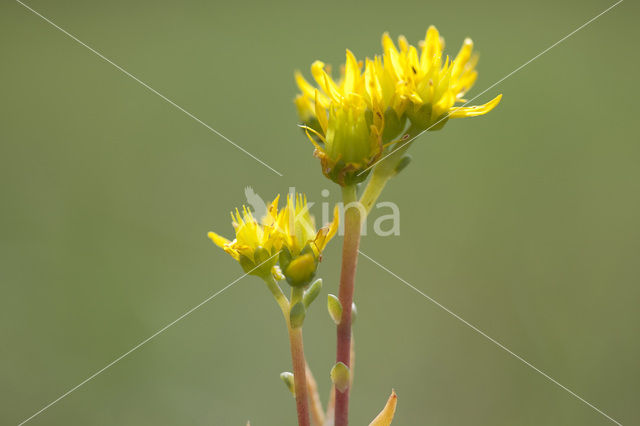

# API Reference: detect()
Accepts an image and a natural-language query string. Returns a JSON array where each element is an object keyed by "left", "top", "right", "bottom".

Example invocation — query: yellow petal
[
  {"left": 369, "top": 390, "right": 398, "bottom": 426},
  {"left": 294, "top": 94, "right": 314, "bottom": 122},
  {"left": 315, "top": 90, "right": 328, "bottom": 134},
  {"left": 208, "top": 231, "right": 230, "bottom": 249},
  {"left": 397, "top": 35, "right": 409, "bottom": 53},
  {"left": 381, "top": 32, "right": 398, "bottom": 55},
  {"left": 207, "top": 231, "right": 239, "bottom": 261},
  {"left": 311, "top": 61, "right": 341, "bottom": 102},
  {"left": 313, "top": 204, "right": 339, "bottom": 254},
  {"left": 421, "top": 25, "right": 442, "bottom": 70},
  {"left": 262, "top": 195, "right": 280, "bottom": 226},
  {"left": 449, "top": 94, "right": 502, "bottom": 118},
  {"left": 384, "top": 46, "right": 404, "bottom": 80},
  {"left": 295, "top": 70, "right": 317, "bottom": 98},
  {"left": 364, "top": 58, "right": 382, "bottom": 105},
  {"left": 452, "top": 38, "right": 474, "bottom": 79},
  {"left": 344, "top": 49, "right": 360, "bottom": 94}
]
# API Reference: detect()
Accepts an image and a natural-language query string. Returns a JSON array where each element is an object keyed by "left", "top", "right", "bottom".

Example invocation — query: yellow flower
[
  {"left": 297, "top": 51, "right": 385, "bottom": 185},
  {"left": 275, "top": 193, "right": 339, "bottom": 287},
  {"left": 208, "top": 197, "right": 282, "bottom": 277},
  {"left": 379, "top": 27, "right": 501, "bottom": 132},
  {"left": 294, "top": 27, "right": 502, "bottom": 176}
]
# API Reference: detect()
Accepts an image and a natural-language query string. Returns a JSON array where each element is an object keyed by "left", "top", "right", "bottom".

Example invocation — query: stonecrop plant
[{"left": 209, "top": 26, "right": 501, "bottom": 426}]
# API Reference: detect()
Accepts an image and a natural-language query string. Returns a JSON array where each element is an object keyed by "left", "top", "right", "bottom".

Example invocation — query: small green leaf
[
  {"left": 303, "top": 278, "right": 323, "bottom": 307},
  {"left": 280, "top": 372, "right": 295, "bottom": 396},
  {"left": 327, "top": 294, "right": 343, "bottom": 325},
  {"left": 393, "top": 155, "right": 412, "bottom": 176},
  {"left": 351, "top": 302, "right": 357, "bottom": 325},
  {"left": 289, "top": 302, "right": 306, "bottom": 328},
  {"left": 330, "top": 362, "right": 350, "bottom": 393}
]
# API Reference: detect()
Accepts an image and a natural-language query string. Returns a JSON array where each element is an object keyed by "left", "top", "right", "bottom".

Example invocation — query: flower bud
[
  {"left": 330, "top": 362, "right": 351, "bottom": 393},
  {"left": 275, "top": 194, "right": 339, "bottom": 287},
  {"left": 308, "top": 96, "right": 383, "bottom": 186},
  {"left": 280, "top": 245, "right": 318, "bottom": 288},
  {"left": 238, "top": 246, "right": 278, "bottom": 278},
  {"left": 280, "top": 372, "right": 295, "bottom": 396},
  {"left": 327, "top": 294, "right": 343, "bottom": 325}
]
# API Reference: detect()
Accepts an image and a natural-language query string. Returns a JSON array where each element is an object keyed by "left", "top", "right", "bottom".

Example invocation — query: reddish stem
[
  {"left": 334, "top": 185, "right": 361, "bottom": 426},
  {"left": 289, "top": 326, "right": 310, "bottom": 426}
]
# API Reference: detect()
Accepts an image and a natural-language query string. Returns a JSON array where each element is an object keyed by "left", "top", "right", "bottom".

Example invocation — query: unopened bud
[
  {"left": 393, "top": 155, "right": 412, "bottom": 176},
  {"left": 280, "top": 372, "right": 295, "bottom": 396},
  {"left": 330, "top": 362, "right": 351, "bottom": 393},
  {"left": 327, "top": 294, "right": 343, "bottom": 324}
]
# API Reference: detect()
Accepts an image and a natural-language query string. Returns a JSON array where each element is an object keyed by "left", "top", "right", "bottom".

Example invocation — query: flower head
[
  {"left": 276, "top": 193, "right": 339, "bottom": 287},
  {"left": 208, "top": 197, "right": 282, "bottom": 278},
  {"left": 297, "top": 51, "right": 385, "bottom": 185},
  {"left": 295, "top": 27, "right": 502, "bottom": 180},
  {"left": 377, "top": 27, "right": 502, "bottom": 131}
]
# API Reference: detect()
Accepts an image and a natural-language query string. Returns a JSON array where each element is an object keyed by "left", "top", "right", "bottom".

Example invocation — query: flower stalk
[
  {"left": 265, "top": 275, "right": 311, "bottom": 426},
  {"left": 334, "top": 184, "right": 362, "bottom": 426},
  {"left": 288, "top": 321, "right": 310, "bottom": 426}
]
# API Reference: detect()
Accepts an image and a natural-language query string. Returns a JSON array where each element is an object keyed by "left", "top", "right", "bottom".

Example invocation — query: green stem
[
  {"left": 291, "top": 286, "right": 304, "bottom": 307},
  {"left": 360, "top": 125, "right": 420, "bottom": 215},
  {"left": 334, "top": 184, "right": 361, "bottom": 426},
  {"left": 265, "top": 276, "right": 310, "bottom": 426},
  {"left": 265, "top": 274, "right": 289, "bottom": 318},
  {"left": 359, "top": 168, "right": 391, "bottom": 216},
  {"left": 288, "top": 286, "right": 310, "bottom": 426}
]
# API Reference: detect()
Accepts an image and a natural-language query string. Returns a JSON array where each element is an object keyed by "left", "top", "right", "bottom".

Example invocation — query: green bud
[
  {"left": 393, "top": 155, "right": 412, "bottom": 176},
  {"left": 238, "top": 246, "right": 277, "bottom": 278},
  {"left": 315, "top": 100, "right": 384, "bottom": 186},
  {"left": 238, "top": 254, "right": 255, "bottom": 275},
  {"left": 330, "top": 362, "right": 351, "bottom": 393},
  {"left": 327, "top": 294, "right": 343, "bottom": 325},
  {"left": 351, "top": 302, "right": 357, "bottom": 325},
  {"left": 284, "top": 253, "right": 316, "bottom": 287},
  {"left": 289, "top": 302, "right": 306, "bottom": 329},
  {"left": 280, "top": 245, "right": 319, "bottom": 288},
  {"left": 280, "top": 372, "right": 295, "bottom": 396},
  {"left": 382, "top": 107, "right": 408, "bottom": 143},
  {"left": 303, "top": 278, "right": 323, "bottom": 307},
  {"left": 407, "top": 103, "right": 449, "bottom": 132}
]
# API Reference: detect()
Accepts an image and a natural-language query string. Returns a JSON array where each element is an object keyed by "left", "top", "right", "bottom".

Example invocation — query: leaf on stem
[
  {"left": 303, "top": 278, "right": 323, "bottom": 307},
  {"left": 327, "top": 294, "right": 343, "bottom": 324},
  {"left": 330, "top": 362, "right": 351, "bottom": 393},
  {"left": 280, "top": 371, "right": 295, "bottom": 396},
  {"left": 289, "top": 302, "right": 306, "bottom": 328}
]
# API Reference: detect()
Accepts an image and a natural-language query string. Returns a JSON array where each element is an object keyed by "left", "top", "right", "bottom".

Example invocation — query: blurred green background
[{"left": 1, "top": 0, "right": 638, "bottom": 424}]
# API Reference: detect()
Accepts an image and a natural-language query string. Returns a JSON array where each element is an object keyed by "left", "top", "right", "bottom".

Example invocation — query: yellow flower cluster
[
  {"left": 208, "top": 193, "right": 338, "bottom": 286},
  {"left": 295, "top": 26, "right": 502, "bottom": 185}
]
